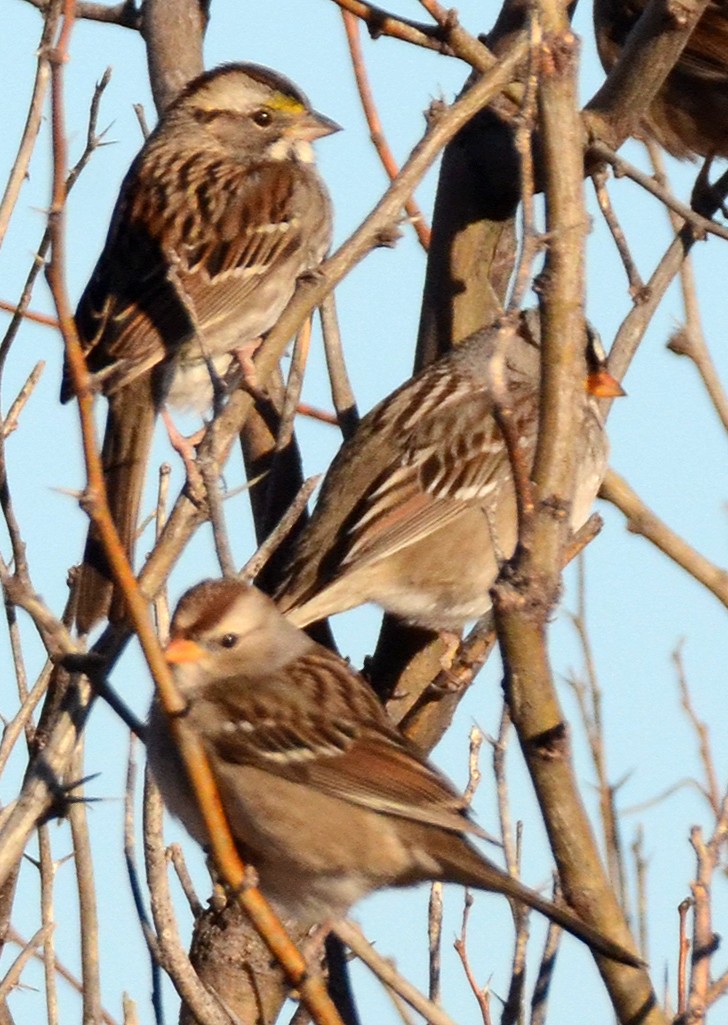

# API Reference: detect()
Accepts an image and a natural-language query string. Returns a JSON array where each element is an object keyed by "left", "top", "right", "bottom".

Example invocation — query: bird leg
[
  {"left": 234, "top": 337, "right": 265, "bottom": 399},
  {"left": 437, "top": 629, "right": 463, "bottom": 676},
  {"left": 161, "top": 409, "right": 205, "bottom": 486},
  {"left": 300, "top": 921, "right": 334, "bottom": 969}
]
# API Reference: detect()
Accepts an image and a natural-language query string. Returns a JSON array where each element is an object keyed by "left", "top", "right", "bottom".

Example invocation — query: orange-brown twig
[
  {"left": 0, "top": 299, "right": 59, "bottom": 327},
  {"left": 43, "top": 9, "right": 343, "bottom": 1024},
  {"left": 296, "top": 402, "right": 338, "bottom": 425},
  {"left": 342, "top": 11, "right": 430, "bottom": 249}
]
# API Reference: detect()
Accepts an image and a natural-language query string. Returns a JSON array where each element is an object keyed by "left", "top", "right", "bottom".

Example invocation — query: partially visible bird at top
[{"left": 593, "top": 0, "right": 728, "bottom": 159}]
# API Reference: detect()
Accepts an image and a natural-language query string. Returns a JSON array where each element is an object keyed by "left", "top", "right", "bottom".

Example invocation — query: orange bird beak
[
  {"left": 586, "top": 368, "right": 626, "bottom": 398},
  {"left": 164, "top": 638, "right": 205, "bottom": 664}
]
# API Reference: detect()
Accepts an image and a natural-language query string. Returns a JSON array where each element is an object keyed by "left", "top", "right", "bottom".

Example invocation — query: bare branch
[
  {"left": 600, "top": 468, "right": 728, "bottom": 611},
  {"left": 342, "top": 10, "right": 430, "bottom": 249},
  {"left": 21, "top": 0, "right": 141, "bottom": 28},
  {"left": 333, "top": 920, "right": 461, "bottom": 1025}
]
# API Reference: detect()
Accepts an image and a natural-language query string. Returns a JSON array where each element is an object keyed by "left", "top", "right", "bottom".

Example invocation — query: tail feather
[
  {"left": 433, "top": 835, "right": 642, "bottom": 967},
  {"left": 75, "top": 379, "right": 156, "bottom": 633}
]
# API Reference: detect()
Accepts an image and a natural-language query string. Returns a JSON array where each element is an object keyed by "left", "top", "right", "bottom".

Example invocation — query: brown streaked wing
[
  {"left": 69, "top": 154, "right": 314, "bottom": 400},
  {"left": 200, "top": 649, "right": 392, "bottom": 768},
  {"left": 342, "top": 388, "right": 509, "bottom": 567},
  {"left": 67, "top": 179, "right": 186, "bottom": 401},
  {"left": 166, "top": 159, "right": 311, "bottom": 335},
  {"left": 680, "top": 3, "right": 728, "bottom": 80},
  {"left": 299, "top": 731, "right": 487, "bottom": 837},
  {"left": 201, "top": 668, "right": 484, "bottom": 836}
]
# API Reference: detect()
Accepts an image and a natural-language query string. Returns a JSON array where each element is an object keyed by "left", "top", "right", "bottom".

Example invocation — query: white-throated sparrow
[
  {"left": 275, "top": 311, "right": 622, "bottom": 632},
  {"left": 146, "top": 577, "right": 640, "bottom": 965},
  {"left": 64, "top": 62, "right": 339, "bottom": 632}
]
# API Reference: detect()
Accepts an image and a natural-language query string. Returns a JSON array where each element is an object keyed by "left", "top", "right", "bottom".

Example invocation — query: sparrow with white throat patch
[{"left": 64, "top": 63, "right": 339, "bottom": 633}]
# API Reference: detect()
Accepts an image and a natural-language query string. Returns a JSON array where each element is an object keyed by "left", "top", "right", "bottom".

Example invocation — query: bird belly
[
  {"left": 362, "top": 506, "right": 511, "bottom": 631},
  {"left": 214, "top": 766, "right": 438, "bottom": 924},
  {"left": 164, "top": 353, "right": 234, "bottom": 412}
]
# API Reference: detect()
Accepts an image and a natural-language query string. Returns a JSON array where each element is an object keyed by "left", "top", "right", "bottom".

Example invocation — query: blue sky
[{"left": 1, "top": 1, "right": 727, "bottom": 1022}]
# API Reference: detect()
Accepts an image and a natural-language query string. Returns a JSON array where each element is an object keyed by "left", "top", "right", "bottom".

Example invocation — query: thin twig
[
  {"left": 2, "top": 361, "right": 46, "bottom": 438},
  {"left": 342, "top": 10, "right": 430, "bottom": 249},
  {"left": 0, "top": 65, "right": 110, "bottom": 375},
  {"left": 152, "top": 463, "right": 171, "bottom": 640},
  {"left": 277, "top": 317, "right": 312, "bottom": 453},
  {"left": 0, "top": 667, "right": 50, "bottom": 775},
  {"left": 21, "top": 0, "right": 141, "bottom": 28},
  {"left": 502, "top": 846, "right": 529, "bottom": 1025},
  {"left": 37, "top": 825, "right": 59, "bottom": 1025},
  {"left": 417, "top": 0, "right": 494, "bottom": 69},
  {"left": 200, "top": 457, "right": 236, "bottom": 578},
  {"left": 631, "top": 827, "right": 649, "bottom": 962},
  {"left": 668, "top": 324, "right": 728, "bottom": 436},
  {"left": 67, "top": 742, "right": 102, "bottom": 1024},
  {"left": 6, "top": 927, "right": 119, "bottom": 1025},
  {"left": 0, "top": 301, "right": 58, "bottom": 327},
  {"left": 329, "top": 0, "right": 454, "bottom": 54},
  {"left": 296, "top": 402, "right": 339, "bottom": 426},
  {"left": 453, "top": 892, "right": 492, "bottom": 1025},
  {"left": 167, "top": 844, "right": 203, "bottom": 918},
  {"left": 589, "top": 141, "right": 728, "bottom": 244},
  {"left": 644, "top": 140, "right": 728, "bottom": 437},
  {"left": 333, "top": 920, "right": 461, "bottom": 1025},
  {"left": 677, "top": 898, "right": 691, "bottom": 1015},
  {"left": 0, "top": 3, "right": 60, "bottom": 247},
  {"left": 492, "top": 708, "right": 515, "bottom": 875},
  {"left": 691, "top": 794, "right": 728, "bottom": 1017},
  {"left": 319, "top": 293, "right": 358, "bottom": 440},
  {"left": 463, "top": 725, "right": 484, "bottom": 807},
  {"left": 0, "top": 925, "right": 53, "bottom": 1002},
  {"left": 565, "top": 559, "right": 628, "bottom": 909},
  {"left": 590, "top": 166, "right": 645, "bottom": 298},
  {"left": 241, "top": 474, "right": 321, "bottom": 583},
  {"left": 530, "top": 908, "right": 561, "bottom": 1025},
  {"left": 674, "top": 643, "right": 721, "bottom": 816},
  {"left": 427, "top": 882, "right": 443, "bottom": 1005},
  {"left": 143, "top": 770, "right": 232, "bottom": 1025},
  {"left": 123, "top": 740, "right": 164, "bottom": 1023},
  {"left": 508, "top": 5, "right": 542, "bottom": 310},
  {"left": 600, "top": 468, "right": 728, "bottom": 611}
]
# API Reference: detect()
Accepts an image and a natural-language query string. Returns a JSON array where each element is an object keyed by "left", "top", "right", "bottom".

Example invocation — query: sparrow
[
  {"left": 63, "top": 62, "right": 339, "bottom": 632},
  {"left": 146, "top": 578, "right": 640, "bottom": 966},
  {"left": 594, "top": 0, "right": 728, "bottom": 158},
  {"left": 274, "top": 311, "right": 623, "bottom": 632}
]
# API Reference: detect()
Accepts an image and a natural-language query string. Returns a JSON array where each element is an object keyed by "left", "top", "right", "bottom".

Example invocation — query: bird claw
[{"left": 161, "top": 409, "right": 205, "bottom": 479}]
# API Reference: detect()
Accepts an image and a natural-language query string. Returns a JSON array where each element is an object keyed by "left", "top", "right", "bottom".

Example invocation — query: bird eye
[
  {"left": 219, "top": 633, "right": 238, "bottom": 649},
  {"left": 252, "top": 109, "right": 273, "bottom": 127}
]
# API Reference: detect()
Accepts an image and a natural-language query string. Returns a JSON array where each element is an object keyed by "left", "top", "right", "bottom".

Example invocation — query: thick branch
[{"left": 584, "top": 0, "right": 712, "bottom": 153}]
